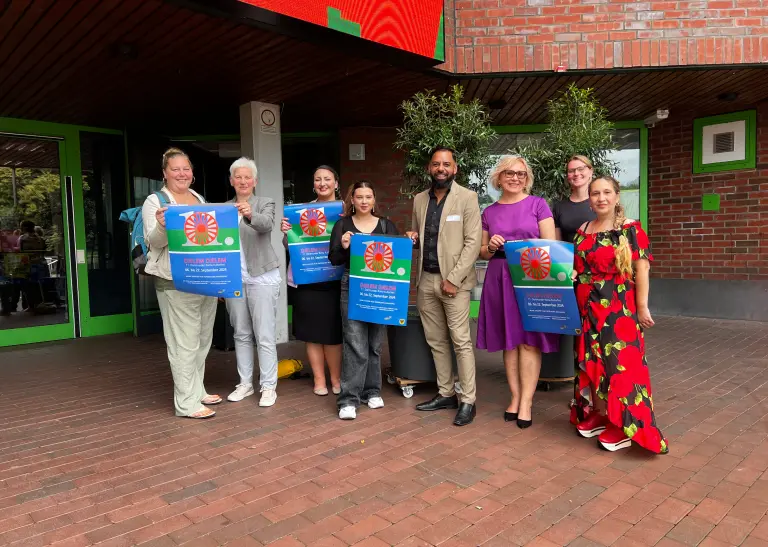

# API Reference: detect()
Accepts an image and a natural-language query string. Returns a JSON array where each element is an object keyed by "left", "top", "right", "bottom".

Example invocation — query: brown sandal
[
  {"left": 187, "top": 407, "right": 216, "bottom": 419},
  {"left": 202, "top": 395, "right": 222, "bottom": 405}
]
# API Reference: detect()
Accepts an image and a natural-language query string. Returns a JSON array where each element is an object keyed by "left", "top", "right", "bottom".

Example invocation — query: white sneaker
[
  {"left": 367, "top": 397, "right": 384, "bottom": 409},
  {"left": 227, "top": 383, "right": 254, "bottom": 402},
  {"left": 259, "top": 388, "right": 277, "bottom": 407},
  {"left": 339, "top": 406, "right": 357, "bottom": 420}
]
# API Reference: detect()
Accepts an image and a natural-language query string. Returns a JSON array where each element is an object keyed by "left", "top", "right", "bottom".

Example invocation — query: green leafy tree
[
  {"left": 514, "top": 84, "right": 617, "bottom": 202},
  {"left": 0, "top": 167, "right": 63, "bottom": 250},
  {"left": 395, "top": 84, "right": 497, "bottom": 195}
]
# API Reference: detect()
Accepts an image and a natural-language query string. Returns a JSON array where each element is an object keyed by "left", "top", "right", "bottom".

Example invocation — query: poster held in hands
[
  {"left": 348, "top": 234, "right": 412, "bottom": 326},
  {"left": 504, "top": 239, "right": 581, "bottom": 335},
  {"left": 166, "top": 204, "right": 243, "bottom": 298},
  {"left": 284, "top": 201, "right": 345, "bottom": 285}
]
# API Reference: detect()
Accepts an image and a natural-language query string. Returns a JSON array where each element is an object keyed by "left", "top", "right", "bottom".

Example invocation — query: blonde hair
[
  {"left": 162, "top": 147, "right": 192, "bottom": 171},
  {"left": 490, "top": 154, "right": 534, "bottom": 193},
  {"left": 590, "top": 176, "right": 633, "bottom": 278},
  {"left": 566, "top": 155, "right": 594, "bottom": 171}
]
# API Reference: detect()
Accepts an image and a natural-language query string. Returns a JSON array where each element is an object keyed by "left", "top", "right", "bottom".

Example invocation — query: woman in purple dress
[{"left": 477, "top": 155, "right": 559, "bottom": 428}]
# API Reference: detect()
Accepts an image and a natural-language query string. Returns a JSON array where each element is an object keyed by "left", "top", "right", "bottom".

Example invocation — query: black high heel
[
  {"left": 517, "top": 418, "right": 533, "bottom": 429},
  {"left": 504, "top": 411, "right": 518, "bottom": 422}
]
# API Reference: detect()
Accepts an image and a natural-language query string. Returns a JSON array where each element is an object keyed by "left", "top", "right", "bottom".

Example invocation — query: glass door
[{"left": 0, "top": 134, "right": 75, "bottom": 345}]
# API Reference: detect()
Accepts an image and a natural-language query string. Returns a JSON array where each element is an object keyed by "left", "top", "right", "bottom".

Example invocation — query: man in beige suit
[{"left": 406, "top": 147, "right": 482, "bottom": 426}]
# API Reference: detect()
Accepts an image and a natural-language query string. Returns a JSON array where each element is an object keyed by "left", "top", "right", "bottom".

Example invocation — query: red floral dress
[{"left": 571, "top": 221, "right": 669, "bottom": 454}]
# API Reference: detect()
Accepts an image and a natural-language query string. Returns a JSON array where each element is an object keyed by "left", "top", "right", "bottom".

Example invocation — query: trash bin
[
  {"left": 213, "top": 299, "right": 235, "bottom": 351},
  {"left": 386, "top": 306, "right": 457, "bottom": 397}
]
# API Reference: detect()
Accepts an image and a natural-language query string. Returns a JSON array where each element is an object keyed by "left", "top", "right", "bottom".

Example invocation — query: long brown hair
[
  {"left": 343, "top": 181, "right": 379, "bottom": 217},
  {"left": 590, "top": 176, "right": 633, "bottom": 278}
]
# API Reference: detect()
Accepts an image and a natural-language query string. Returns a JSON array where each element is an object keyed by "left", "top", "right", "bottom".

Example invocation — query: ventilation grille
[{"left": 713, "top": 131, "right": 735, "bottom": 154}]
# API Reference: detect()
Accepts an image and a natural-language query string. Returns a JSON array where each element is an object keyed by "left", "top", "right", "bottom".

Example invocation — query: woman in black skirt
[{"left": 281, "top": 166, "right": 343, "bottom": 396}]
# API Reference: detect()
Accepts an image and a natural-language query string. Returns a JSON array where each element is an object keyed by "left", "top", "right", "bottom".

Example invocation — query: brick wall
[
  {"left": 338, "top": 128, "right": 412, "bottom": 233},
  {"left": 648, "top": 103, "right": 768, "bottom": 281},
  {"left": 439, "top": 0, "right": 768, "bottom": 74}
]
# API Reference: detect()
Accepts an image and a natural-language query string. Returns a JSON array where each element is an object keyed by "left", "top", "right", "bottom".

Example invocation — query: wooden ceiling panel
[{"left": 1, "top": 0, "right": 767, "bottom": 133}]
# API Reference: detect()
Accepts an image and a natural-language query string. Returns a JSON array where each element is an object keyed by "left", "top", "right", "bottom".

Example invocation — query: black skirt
[{"left": 289, "top": 281, "right": 342, "bottom": 345}]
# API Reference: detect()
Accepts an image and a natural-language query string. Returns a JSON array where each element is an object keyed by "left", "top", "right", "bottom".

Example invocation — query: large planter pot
[
  {"left": 387, "top": 306, "right": 457, "bottom": 384},
  {"left": 540, "top": 334, "right": 575, "bottom": 381}
]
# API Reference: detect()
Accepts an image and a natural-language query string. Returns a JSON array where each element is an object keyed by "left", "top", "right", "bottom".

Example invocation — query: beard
[{"left": 430, "top": 173, "right": 455, "bottom": 189}]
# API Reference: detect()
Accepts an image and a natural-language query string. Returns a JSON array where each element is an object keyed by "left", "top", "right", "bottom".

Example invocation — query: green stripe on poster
[{"left": 167, "top": 227, "right": 241, "bottom": 252}]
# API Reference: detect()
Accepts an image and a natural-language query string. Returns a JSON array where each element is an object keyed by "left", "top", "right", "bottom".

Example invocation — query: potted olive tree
[
  {"left": 395, "top": 84, "right": 497, "bottom": 196},
  {"left": 387, "top": 85, "right": 496, "bottom": 395},
  {"left": 514, "top": 84, "right": 618, "bottom": 385}
]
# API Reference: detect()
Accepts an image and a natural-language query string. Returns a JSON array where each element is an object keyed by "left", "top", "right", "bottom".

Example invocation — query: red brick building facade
[{"left": 334, "top": 1, "right": 768, "bottom": 320}]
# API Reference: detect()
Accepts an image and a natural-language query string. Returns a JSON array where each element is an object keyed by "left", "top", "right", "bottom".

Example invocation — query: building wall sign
[{"left": 238, "top": 0, "right": 445, "bottom": 60}]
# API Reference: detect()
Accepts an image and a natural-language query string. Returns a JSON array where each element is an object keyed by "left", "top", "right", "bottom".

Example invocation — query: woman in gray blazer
[{"left": 225, "top": 157, "right": 281, "bottom": 407}]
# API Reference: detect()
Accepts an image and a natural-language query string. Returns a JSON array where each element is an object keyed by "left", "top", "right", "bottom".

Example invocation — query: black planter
[
  {"left": 540, "top": 334, "right": 575, "bottom": 380},
  {"left": 387, "top": 306, "right": 456, "bottom": 382}
]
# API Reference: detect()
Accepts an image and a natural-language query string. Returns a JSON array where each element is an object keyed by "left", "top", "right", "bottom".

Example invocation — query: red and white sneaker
[
  {"left": 598, "top": 424, "right": 632, "bottom": 451},
  {"left": 576, "top": 413, "right": 608, "bottom": 438}
]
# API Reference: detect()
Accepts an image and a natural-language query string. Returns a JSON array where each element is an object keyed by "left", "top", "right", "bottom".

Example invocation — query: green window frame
[
  {"left": 490, "top": 122, "right": 649, "bottom": 230},
  {"left": 693, "top": 110, "right": 756, "bottom": 174}
]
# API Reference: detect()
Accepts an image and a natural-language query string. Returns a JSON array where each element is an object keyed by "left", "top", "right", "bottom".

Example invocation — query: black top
[
  {"left": 422, "top": 182, "right": 452, "bottom": 273},
  {"left": 328, "top": 215, "right": 400, "bottom": 269},
  {"left": 552, "top": 198, "right": 596, "bottom": 245}
]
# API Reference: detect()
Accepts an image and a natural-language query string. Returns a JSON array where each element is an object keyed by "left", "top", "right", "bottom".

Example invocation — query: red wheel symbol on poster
[
  {"left": 520, "top": 247, "right": 551, "bottom": 280},
  {"left": 364, "top": 242, "right": 393, "bottom": 272},
  {"left": 299, "top": 209, "right": 327, "bottom": 237},
  {"left": 184, "top": 212, "right": 218, "bottom": 245}
]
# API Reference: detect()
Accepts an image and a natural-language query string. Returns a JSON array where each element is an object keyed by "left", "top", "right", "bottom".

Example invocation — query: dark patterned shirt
[{"left": 422, "top": 182, "right": 452, "bottom": 273}]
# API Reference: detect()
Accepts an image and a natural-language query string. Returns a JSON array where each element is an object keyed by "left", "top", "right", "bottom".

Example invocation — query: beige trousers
[
  {"left": 416, "top": 271, "right": 477, "bottom": 404},
  {"left": 155, "top": 278, "right": 218, "bottom": 416}
]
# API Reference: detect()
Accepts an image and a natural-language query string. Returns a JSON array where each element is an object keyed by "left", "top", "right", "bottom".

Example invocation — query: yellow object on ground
[{"left": 277, "top": 359, "right": 303, "bottom": 379}]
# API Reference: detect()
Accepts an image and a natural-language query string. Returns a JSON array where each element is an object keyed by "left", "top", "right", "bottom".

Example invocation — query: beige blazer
[{"left": 411, "top": 183, "right": 482, "bottom": 290}]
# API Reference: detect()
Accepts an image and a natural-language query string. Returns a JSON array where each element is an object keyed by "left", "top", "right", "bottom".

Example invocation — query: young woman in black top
[
  {"left": 328, "top": 181, "right": 399, "bottom": 420},
  {"left": 552, "top": 155, "right": 597, "bottom": 245}
]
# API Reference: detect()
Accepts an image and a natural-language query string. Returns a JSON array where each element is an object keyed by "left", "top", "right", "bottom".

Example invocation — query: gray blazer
[{"left": 228, "top": 194, "right": 280, "bottom": 278}]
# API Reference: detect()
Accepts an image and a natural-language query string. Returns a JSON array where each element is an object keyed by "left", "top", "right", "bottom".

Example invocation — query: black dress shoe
[
  {"left": 517, "top": 418, "right": 533, "bottom": 429},
  {"left": 504, "top": 411, "right": 518, "bottom": 422},
  {"left": 453, "top": 403, "right": 476, "bottom": 426},
  {"left": 415, "top": 394, "right": 459, "bottom": 412}
]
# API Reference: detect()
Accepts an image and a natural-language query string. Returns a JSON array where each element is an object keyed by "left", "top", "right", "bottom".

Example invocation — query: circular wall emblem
[
  {"left": 520, "top": 247, "right": 551, "bottom": 280},
  {"left": 184, "top": 212, "right": 218, "bottom": 245},
  {"left": 299, "top": 208, "right": 327, "bottom": 237},
  {"left": 364, "top": 242, "right": 393, "bottom": 272}
]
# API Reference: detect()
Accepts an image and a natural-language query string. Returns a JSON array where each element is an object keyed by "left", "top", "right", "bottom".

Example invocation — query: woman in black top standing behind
[
  {"left": 553, "top": 155, "right": 597, "bottom": 245},
  {"left": 328, "top": 181, "right": 399, "bottom": 421}
]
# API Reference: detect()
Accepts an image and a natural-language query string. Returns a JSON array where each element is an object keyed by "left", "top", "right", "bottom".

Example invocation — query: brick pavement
[{"left": 1, "top": 316, "right": 767, "bottom": 546}]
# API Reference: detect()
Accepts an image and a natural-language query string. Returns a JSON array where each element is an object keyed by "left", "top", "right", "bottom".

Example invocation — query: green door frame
[
  {"left": 0, "top": 117, "right": 132, "bottom": 347},
  {"left": 491, "top": 121, "right": 649, "bottom": 230}
]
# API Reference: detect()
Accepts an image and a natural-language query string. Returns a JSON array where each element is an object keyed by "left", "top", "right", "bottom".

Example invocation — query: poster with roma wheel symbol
[
  {"left": 165, "top": 204, "right": 243, "bottom": 298},
  {"left": 284, "top": 201, "right": 345, "bottom": 285},
  {"left": 348, "top": 234, "right": 412, "bottom": 326},
  {"left": 503, "top": 239, "right": 581, "bottom": 335}
]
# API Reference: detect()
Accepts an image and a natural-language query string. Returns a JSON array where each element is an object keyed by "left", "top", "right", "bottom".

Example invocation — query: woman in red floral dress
[{"left": 571, "top": 176, "right": 668, "bottom": 454}]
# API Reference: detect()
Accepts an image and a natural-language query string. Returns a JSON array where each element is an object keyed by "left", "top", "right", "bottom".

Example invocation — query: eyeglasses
[
  {"left": 567, "top": 165, "right": 590, "bottom": 175},
  {"left": 502, "top": 170, "right": 527, "bottom": 179}
]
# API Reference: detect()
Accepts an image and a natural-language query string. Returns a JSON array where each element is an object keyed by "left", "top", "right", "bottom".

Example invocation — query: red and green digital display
[{"left": 238, "top": 0, "right": 445, "bottom": 61}]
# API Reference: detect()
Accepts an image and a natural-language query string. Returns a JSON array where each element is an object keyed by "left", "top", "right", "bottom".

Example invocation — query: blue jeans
[{"left": 338, "top": 272, "right": 384, "bottom": 409}]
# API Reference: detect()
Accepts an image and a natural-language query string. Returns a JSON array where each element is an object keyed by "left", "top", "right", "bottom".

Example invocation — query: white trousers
[
  {"left": 225, "top": 283, "right": 280, "bottom": 390},
  {"left": 155, "top": 278, "right": 217, "bottom": 416}
]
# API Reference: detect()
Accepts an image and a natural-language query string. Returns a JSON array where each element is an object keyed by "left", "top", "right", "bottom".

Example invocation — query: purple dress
[{"left": 476, "top": 197, "right": 560, "bottom": 353}]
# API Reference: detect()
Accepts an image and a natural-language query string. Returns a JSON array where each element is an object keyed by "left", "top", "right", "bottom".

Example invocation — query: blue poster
[
  {"left": 348, "top": 234, "right": 412, "bottom": 326},
  {"left": 165, "top": 204, "right": 243, "bottom": 298},
  {"left": 284, "top": 201, "right": 345, "bottom": 285},
  {"left": 504, "top": 239, "right": 581, "bottom": 335}
]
